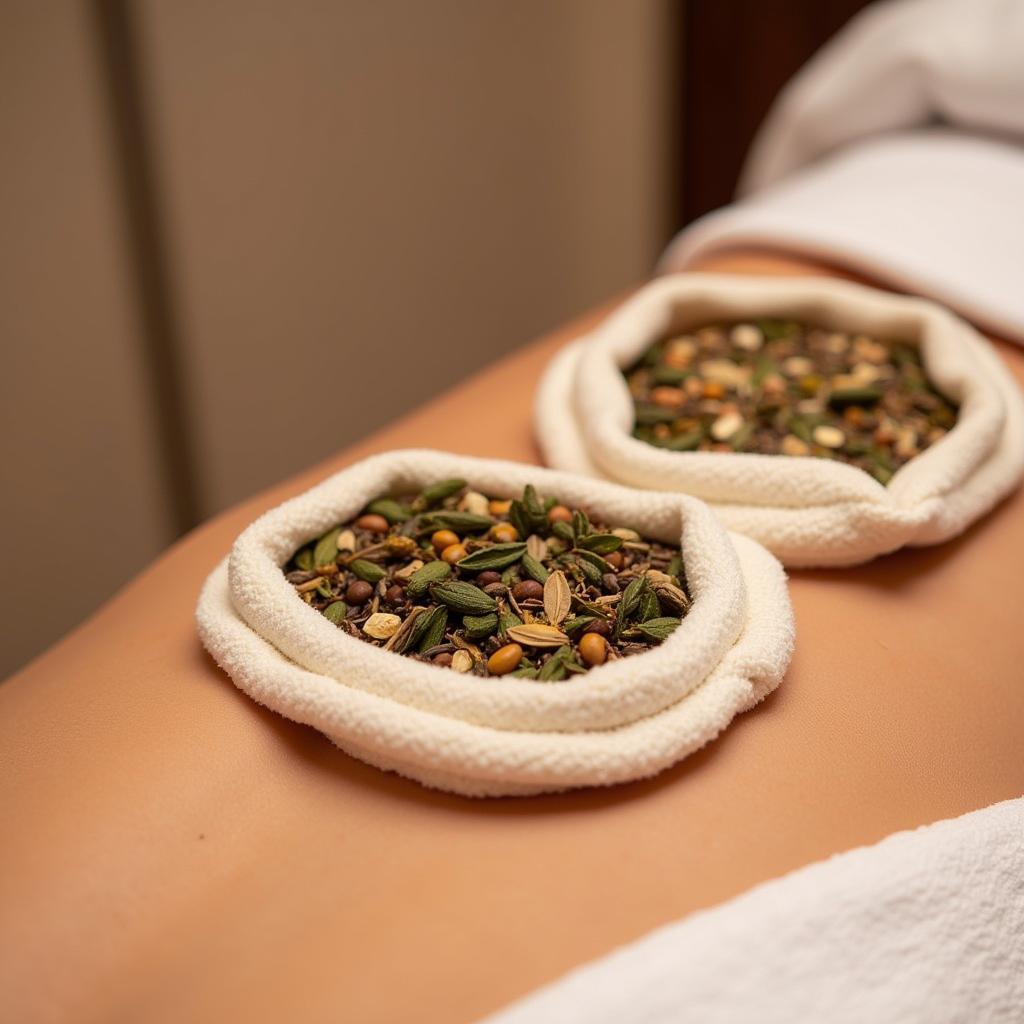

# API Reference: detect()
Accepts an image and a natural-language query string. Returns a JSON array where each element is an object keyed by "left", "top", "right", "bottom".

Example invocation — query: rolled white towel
[
  {"left": 535, "top": 275, "right": 1024, "bottom": 566},
  {"left": 196, "top": 450, "right": 794, "bottom": 797}
]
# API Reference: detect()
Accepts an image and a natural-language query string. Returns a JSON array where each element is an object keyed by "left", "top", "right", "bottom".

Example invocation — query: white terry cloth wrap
[
  {"left": 535, "top": 274, "right": 1024, "bottom": 567},
  {"left": 663, "top": 0, "right": 1024, "bottom": 343},
  {"left": 482, "top": 796, "right": 1024, "bottom": 1024},
  {"left": 196, "top": 451, "right": 794, "bottom": 797}
]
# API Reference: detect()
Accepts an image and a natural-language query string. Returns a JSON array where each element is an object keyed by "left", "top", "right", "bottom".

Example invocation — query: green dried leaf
[
  {"left": 430, "top": 581, "right": 497, "bottom": 615},
  {"left": 507, "top": 499, "right": 530, "bottom": 540},
  {"left": 349, "top": 559, "right": 386, "bottom": 585},
  {"left": 313, "top": 528, "right": 341, "bottom": 568},
  {"left": 421, "top": 511, "right": 493, "bottom": 533},
  {"left": 635, "top": 616, "right": 682, "bottom": 641},
  {"left": 406, "top": 559, "right": 451, "bottom": 598},
  {"left": 538, "top": 645, "right": 573, "bottom": 682},
  {"left": 828, "top": 386, "right": 883, "bottom": 407},
  {"left": 666, "top": 553, "right": 683, "bottom": 582},
  {"left": 498, "top": 608, "right": 522, "bottom": 639},
  {"left": 315, "top": 579, "right": 334, "bottom": 599},
  {"left": 551, "top": 521, "right": 575, "bottom": 544},
  {"left": 323, "top": 601, "right": 348, "bottom": 624},
  {"left": 638, "top": 588, "right": 660, "bottom": 622},
  {"left": 511, "top": 666, "right": 539, "bottom": 679},
  {"left": 456, "top": 542, "right": 527, "bottom": 572},
  {"left": 571, "top": 509, "right": 590, "bottom": 540},
  {"left": 577, "top": 533, "right": 623, "bottom": 555},
  {"left": 562, "top": 615, "right": 597, "bottom": 637}
]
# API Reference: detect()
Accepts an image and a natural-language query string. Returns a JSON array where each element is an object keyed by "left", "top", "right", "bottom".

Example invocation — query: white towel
[
  {"left": 663, "top": 0, "right": 1024, "bottom": 343},
  {"left": 484, "top": 796, "right": 1024, "bottom": 1024},
  {"left": 196, "top": 451, "right": 794, "bottom": 797},
  {"left": 535, "top": 275, "right": 1024, "bottom": 566}
]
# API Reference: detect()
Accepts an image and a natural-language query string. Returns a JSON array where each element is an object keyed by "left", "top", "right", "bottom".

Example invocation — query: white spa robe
[{"left": 662, "top": 0, "right": 1024, "bottom": 344}]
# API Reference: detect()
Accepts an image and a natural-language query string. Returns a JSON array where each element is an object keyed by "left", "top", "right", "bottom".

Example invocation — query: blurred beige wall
[{"left": 1, "top": 0, "right": 678, "bottom": 678}]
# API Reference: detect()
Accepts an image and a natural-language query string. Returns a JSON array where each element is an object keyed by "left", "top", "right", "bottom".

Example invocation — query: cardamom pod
[
  {"left": 406, "top": 559, "right": 451, "bottom": 598},
  {"left": 456, "top": 542, "right": 527, "bottom": 571},
  {"left": 575, "top": 556, "right": 602, "bottom": 587},
  {"left": 349, "top": 559, "right": 386, "bottom": 585},
  {"left": 415, "top": 605, "right": 448, "bottom": 652},
  {"left": 574, "top": 548, "right": 614, "bottom": 575},
  {"left": 367, "top": 498, "right": 412, "bottom": 524},
  {"left": 551, "top": 521, "right": 575, "bottom": 544},
  {"left": 463, "top": 612, "right": 498, "bottom": 639},
  {"left": 295, "top": 547, "right": 314, "bottom": 571},
  {"left": 419, "top": 478, "right": 467, "bottom": 506},
  {"left": 430, "top": 581, "right": 497, "bottom": 615},
  {"left": 313, "top": 528, "right": 341, "bottom": 568},
  {"left": 323, "top": 601, "right": 348, "bottom": 624},
  {"left": 520, "top": 553, "right": 550, "bottom": 584}
]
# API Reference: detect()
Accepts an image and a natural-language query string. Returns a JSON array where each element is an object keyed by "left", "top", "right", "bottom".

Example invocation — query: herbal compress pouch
[
  {"left": 196, "top": 451, "right": 794, "bottom": 797},
  {"left": 536, "top": 274, "right": 1024, "bottom": 567}
]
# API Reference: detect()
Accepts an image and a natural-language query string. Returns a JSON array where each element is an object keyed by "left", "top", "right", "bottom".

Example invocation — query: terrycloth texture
[
  {"left": 663, "top": 0, "right": 1024, "bottom": 343},
  {"left": 484, "top": 796, "right": 1024, "bottom": 1023},
  {"left": 196, "top": 451, "right": 794, "bottom": 797},
  {"left": 535, "top": 274, "right": 1024, "bottom": 567}
]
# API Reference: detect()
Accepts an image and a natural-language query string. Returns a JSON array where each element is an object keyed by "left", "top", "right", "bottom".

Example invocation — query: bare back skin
[{"left": 3, "top": 254, "right": 1023, "bottom": 1024}]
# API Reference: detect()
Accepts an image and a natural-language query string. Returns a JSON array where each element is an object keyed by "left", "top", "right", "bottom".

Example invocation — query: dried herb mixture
[
  {"left": 284, "top": 480, "right": 690, "bottom": 678},
  {"left": 626, "top": 320, "right": 959, "bottom": 484}
]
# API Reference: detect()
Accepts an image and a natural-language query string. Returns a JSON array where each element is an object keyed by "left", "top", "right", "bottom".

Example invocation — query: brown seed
[
  {"left": 547, "top": 504, "right": 573, "bottom": 524},
  {"left": 433, "top": 652, "right": 453, "bottom": 667},
  {"left": 441, "top": 543, "right": 467, "bottom": 565},
  {"left": 487, "top": 643, "right": 523, "bottom": 676},
  {"left": 385, "top": 584, "right": 406, "bottom": 606},
  {"left": 651, "top": 386, "right": 685, "bottom": 408},
  {"left": 512, "top": 579, "right": 543, "bottom": 602},
  {"left": 489, "top": 523, "right": 519, "bottom": 543},
  {"left": 345, "top": 580, "right": 373, "bottom": 604},
  {"left": 605, "top": 550, "right": 624, "bottom": 570},
  {"left": 579, "top": 632, "right": 607, "bottom": 667},
  {"left": 583, "top": 619, "right": 611, "bottom": 637},
  {"left": 477, "top": 570, "right": 502, "bottom": 587},
  {"left": 703, "top": 380, "right": 725, "bottom": 399},
  {"left": 355, "top": 513, "right": 389, "bottom": 533},
  {"left": 431, "top": 529, "right": 460, "bottom": 553}
]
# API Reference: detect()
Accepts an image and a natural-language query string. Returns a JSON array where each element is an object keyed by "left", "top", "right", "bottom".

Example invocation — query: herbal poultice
[
  {"left": 196, "top": 451, "right": 794, "bottom": 796},
  {"left": 535, "top": 275, "right": 1024, "bottom": 567},
  {"left": 285, "top": 479, "right": 691, "bottom": 681}
]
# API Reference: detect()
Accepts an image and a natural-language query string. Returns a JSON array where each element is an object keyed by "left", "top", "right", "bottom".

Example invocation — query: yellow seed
[
  {"left": 489, "top": 523, "right": 519, "bottom": 543},
  {"left": 579, "top": 632, "right": 607, "bottom": 667},
  {"left": 431, "top": 529, "right": 459, "bottom": 553},
  {"left": 781, "top": 435, "right": 810, "bottom": 456},
  {"left": 547, "top": 504, "right": 573, "bottom": 524},
  {"left": 441, "top": 543, "right": 467, "bottom": 564},
  {"left": 487, "top": 643, "right": 524, "bottom": 676},
  {"left": 488, "top": 498, "right": 512, "bottom": 515},
  {"left": 813, "top": 424, "right": 845, "bottom": 449}
]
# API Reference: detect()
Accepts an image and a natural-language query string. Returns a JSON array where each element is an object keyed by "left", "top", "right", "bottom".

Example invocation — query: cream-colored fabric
[
  {"left": 535, "top": 275, "right": 1024, "bottom": 567},
  {"left": 196, "top": 451, "right": 793, "bottom": 797}
]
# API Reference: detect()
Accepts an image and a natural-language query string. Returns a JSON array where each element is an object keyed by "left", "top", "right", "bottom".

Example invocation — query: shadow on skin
[{"left": 199, "top": 646, "right": 784, "bottom": 818}]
